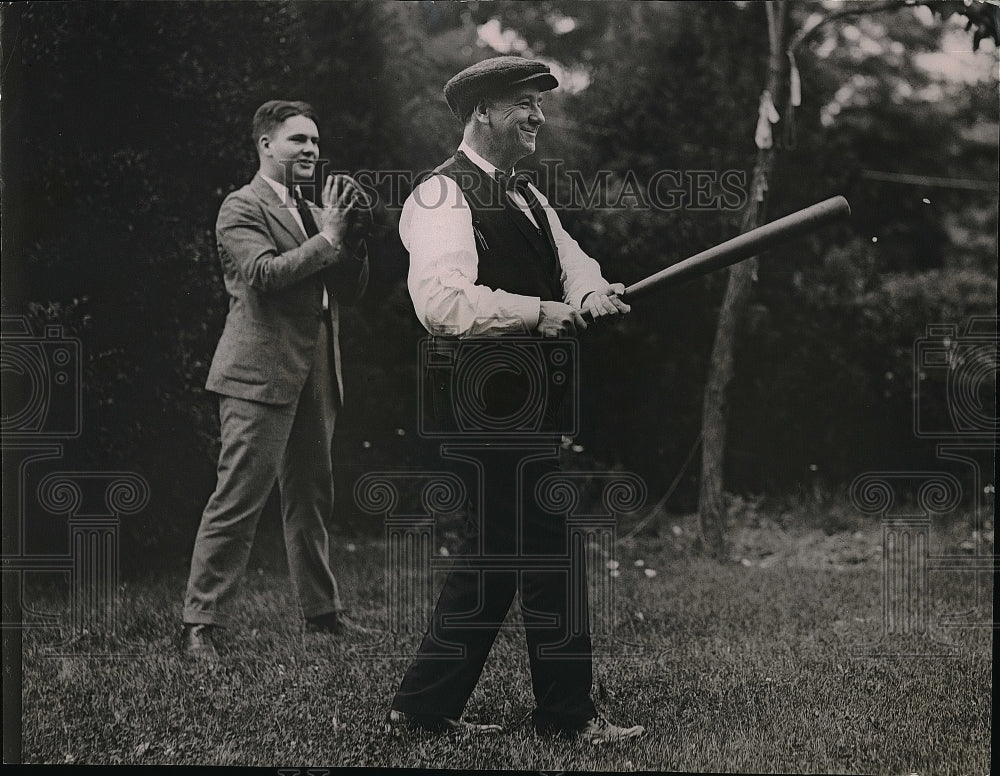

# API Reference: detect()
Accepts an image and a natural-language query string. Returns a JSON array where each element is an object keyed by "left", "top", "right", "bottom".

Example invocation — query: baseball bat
[{"left": 583, "top": 195, "right": 851, "bottom": 318}]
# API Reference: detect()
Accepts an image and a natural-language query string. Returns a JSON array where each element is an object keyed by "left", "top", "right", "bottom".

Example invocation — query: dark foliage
[{"left": 2, "top": 1, "right": 995, "bottom": 570}]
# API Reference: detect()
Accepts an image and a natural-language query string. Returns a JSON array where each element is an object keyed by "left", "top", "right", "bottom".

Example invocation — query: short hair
[
  {"left": 251, "top": 100, "right": 318, "bottom": 149},
  {"left": 459, "top": 98, "right": 487, "bottom": 126},
  {"left": 459, "top": 89, "right": 525, "bottom": 125},
  {"left": 459, "top": 88, "right": 528, "bottom": 125}
]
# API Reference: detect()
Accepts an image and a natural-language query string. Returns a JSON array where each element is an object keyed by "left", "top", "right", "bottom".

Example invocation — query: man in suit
[
  {"left": 182, "top": 100, "right": 369, "bottom": 659},
  {"left": 387, "top": 58, "right": 644, "bottom": 744}
]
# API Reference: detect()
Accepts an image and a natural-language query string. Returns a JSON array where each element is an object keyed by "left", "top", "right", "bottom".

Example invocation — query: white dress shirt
[
  {"left": 401, "top": 141, "right": 609, "bottom": 337},
  {"left": 261, "top": 173, "right": 330, "bottom": 309}
]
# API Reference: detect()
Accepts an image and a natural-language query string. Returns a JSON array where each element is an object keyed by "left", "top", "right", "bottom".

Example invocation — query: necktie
[
  {"left": 294, "top": 186, "right": 320, "bottom": 238},
  {"left": 294, "top": 186, "right": 329, "bottom": 310}
]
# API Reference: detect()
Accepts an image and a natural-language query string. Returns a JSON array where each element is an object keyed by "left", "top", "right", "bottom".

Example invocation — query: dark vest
[
  {"left": 434, "top": 152, "right": 562, "bottom": 302},
  {"left": 422, "top": 153, "right": 569, "bottom": 436}
]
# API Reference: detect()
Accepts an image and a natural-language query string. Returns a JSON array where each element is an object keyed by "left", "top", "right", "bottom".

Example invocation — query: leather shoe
[
  {"left": 575, "top": 715, "right": 645, "bottom": 744},
  {"left": 181, "top": 623, "right": 218, "bottom": 661},
  {"left": 386, "top": 709, "right": 502, "bottom": 734},
  {"left": 534, "top": 714, "right": 644, "bottom": 744},
  {"left": 305, "top": 612, "right": 373, "bottom": 636}
]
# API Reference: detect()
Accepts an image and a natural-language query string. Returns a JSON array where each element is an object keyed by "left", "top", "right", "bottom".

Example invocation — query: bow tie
[{"left": 495, "top": 170, "right": 531, "bottom": 195}]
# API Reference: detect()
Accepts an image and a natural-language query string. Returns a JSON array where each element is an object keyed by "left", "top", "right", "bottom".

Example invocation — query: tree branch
[{"left": 789, "top": 0, "right": 912, "bottom": 52}]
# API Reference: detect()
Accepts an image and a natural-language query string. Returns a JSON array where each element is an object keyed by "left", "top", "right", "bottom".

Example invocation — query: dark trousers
[{"left": 390, "top": 444, "right": 596, "bottom": 729}]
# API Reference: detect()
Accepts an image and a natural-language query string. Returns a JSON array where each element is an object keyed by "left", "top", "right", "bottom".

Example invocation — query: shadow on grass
[{"left": 16, "top": 526, "right": 993, "bottom": 772}]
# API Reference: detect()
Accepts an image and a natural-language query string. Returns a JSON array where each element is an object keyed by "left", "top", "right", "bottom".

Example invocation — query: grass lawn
[{"left": 18, "top": 511, "right": 992, "bottom": 773}]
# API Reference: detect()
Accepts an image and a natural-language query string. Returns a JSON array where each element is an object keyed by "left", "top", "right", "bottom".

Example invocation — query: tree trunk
[
  {"left": 697, "top": 1, "right": 788, "bottom": 558},
  {"left": 698, "top": 228, "right": 759, "bottom": 556}
]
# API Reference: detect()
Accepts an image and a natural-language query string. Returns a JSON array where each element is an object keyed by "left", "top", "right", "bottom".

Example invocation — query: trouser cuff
[
  {"left": 301, "top": 601, "right": 346, "bottom": 619},
  {"left": 182, "top": 609, "right": 232, "bottom": 628},
  {"left": 531, "top": 705, "right": 596, "bottom": 734}
]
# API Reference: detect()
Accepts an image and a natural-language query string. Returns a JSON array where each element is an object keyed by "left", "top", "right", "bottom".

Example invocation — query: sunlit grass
[{"left": 20, "top": 517, "right": 992, "bottom": 773}]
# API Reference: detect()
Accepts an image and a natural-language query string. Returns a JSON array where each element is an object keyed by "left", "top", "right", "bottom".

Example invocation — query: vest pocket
[{"left": 472, "top": 219, "right": 489, "bottom": 252}]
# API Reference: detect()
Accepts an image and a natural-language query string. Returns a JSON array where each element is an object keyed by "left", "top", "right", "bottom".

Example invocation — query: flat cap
[{"left": 444, "top": 55, "right": 559, "bottom": 120}]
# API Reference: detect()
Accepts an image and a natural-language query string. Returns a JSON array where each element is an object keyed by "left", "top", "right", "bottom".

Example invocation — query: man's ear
[
  {"left": 472, "top": 99, "right": 492, "bottom": 125},
  {"left": 258, "top": 134, "right": 272, "bottom": 157}
]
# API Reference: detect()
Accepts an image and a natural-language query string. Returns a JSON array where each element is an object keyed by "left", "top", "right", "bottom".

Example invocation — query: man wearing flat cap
[{"left": 387, "top": 56, "right": 642, "bottom": 744}]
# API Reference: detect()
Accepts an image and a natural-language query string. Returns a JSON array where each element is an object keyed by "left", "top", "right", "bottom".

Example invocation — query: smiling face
[
  {"left": 475, "top": 85, "right": 546, "bottom": 170},
  {"left": 257, "top": 113, "right": 320, "bottom": 185}
]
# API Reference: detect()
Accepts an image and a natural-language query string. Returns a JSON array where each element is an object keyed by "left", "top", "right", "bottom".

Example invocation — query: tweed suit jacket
[{"left": 206, "top": 173, "right": 369, "bottom": 405}]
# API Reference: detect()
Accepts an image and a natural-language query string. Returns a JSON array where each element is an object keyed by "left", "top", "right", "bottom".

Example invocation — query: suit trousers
[
  {"left": 390, "top": 447, "right": 597, "bottom": 729},
  {"left": 183, "top": 319, "right": 343, "bottom": 627}
]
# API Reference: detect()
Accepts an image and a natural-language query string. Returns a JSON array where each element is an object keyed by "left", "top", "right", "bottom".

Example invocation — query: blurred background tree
[
  {"left": 477, "top": 0, "right": 996, "bottom": 552},
  {"left": 1, "top": 0, "right": 995, "bottom": 571}
]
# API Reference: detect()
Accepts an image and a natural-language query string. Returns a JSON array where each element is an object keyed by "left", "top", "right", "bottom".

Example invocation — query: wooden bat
[{"left": 583, "top": 195, "right": 851, "bottom": 318}]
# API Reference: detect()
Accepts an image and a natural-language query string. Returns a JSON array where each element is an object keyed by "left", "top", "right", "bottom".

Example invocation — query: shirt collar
[
  {"left": 261, "top": 172, "right": 297, "bottom": 203},
  {"left": 458, "top": 141, "right": 513, "bottom": 179}
]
